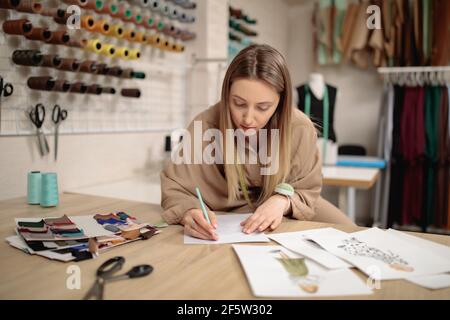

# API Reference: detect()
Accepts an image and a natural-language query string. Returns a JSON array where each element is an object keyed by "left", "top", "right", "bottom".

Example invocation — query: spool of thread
[
  {"left": 144, "top": 16, "right": 155, "bottom": 29},
  {"left": 121, "top": 68, "right": 133, "bottom": 78},
  {"left": 53, "top": 8, "right": 71, "bottom": 25},
  {"left": 153, "top": 35, "right": 164, "bottom": 49},
  {"left": 67, "top": 38, "right": 88, "bottom": 48},
  {"left": 133, "top": 13, "right": 143, "bottom": 25},
  {"left": 121, "top": 7, "right": 133, "bottom": 22},
  {"left": 69, "top": 82, "right": 88, "bottom": 94},
  {"left": 27, "top": 171, "right": 41, "bottom": 205},
  {"left": 41, "top": 54, "right": 62, "bottom": 68},
  {"left": 107, "top": 66, "right": 123, "bottom": 77},
  {"left": 81, "top": 15, "right": 96, "bottom": 31},
  {"left": 111, "top": 24, "right": 124, "bottom": 38},
  {"left": 173, "top": 43, "right": 185, "bottom": 53},
  {"left": 25, "top": 27, "right": 53, "bottom": 42},
  {"left": 58, "top": 58, "right": 81, "bottom": 72},
  {"left": 86, "top": 39, "right": 102, "bottom": 53},
  {"left": 52, "top": 79, "right": 71, "bottom": 92},
  {"left": 128, "top": 48, "right": 141, "bottom": 60},
  {"left": 2, "top": 19, "right": 33, "bottom": 36},
  {"left": 12, "top": 50, "right": 43, "bottom": 66},
  {"left": 46, "top": 30, "right": 70, "bottom": 45},
  {"left": 149, "top": 0, "right": 161, "bottom": 13},
  {"left": 123, "top": 29, "right": 136, "bottom": 42},
  {"left": 110, "top": 1, "right": 124, "bottom": 17},
  {"left": 79, "top": 60, "right": 98, "bottom": 73},
  {"left": 27, "top": 76, "right": 55, "bottom": 91},
  {"left": 16, "top": 0, "right": 42, "bottom": 13},
  {"left": 101, "top": 1, "right": 119, "bottom": 15},
  {"left": 63, "top": 0, "right": 88, "bottom": 7},
  {"left": 93, "top": 19, "right": 110, "bottom": 35},
  {"left": 135, "top": 32, "right": 147, "bottom": 43},
  {"left": 95, "top": 63, "right": 108, "bottom": 74},
  {"left": 131, "top": 71, "right": 146, "bottom": 79},
  {"left": 114, "top": 47, "right": 129, "bottom": 59},
  {"left": 40, "top": 172, "right": 59, "bottom": 207},
  {"left": 101, "top": 87, "right": 116, "bottom": 94},
  {"left": 84, "top": 0, "right": 103, "bottom": 10},
  {"left": 0, "top": 0, "right": 21, "bottom": 10},
  {"left": 121, "top": 88, "right": 141, "bottom": 98},
  {"left": 100, "top": 44, "right": 116, "bottom": 57},
  {"left": 86, "top": 84, "right": 102, "bottom": 95}
]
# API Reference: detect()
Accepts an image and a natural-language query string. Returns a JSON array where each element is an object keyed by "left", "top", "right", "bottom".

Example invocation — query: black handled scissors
[
  {"left": 0, "top": 76, "right": 14, "bottom": 132},
  {"left": 83, "top": 256, "right": 153, "bottom": 300},
  {"left": 0, "top": 76, "right": 13, "bottom": 97},
  {"left": 51, "top": 105, "right": 68, "bottom": 161},
  {"left": 29, "top": 103, "right": 50, "bottom": 156}
]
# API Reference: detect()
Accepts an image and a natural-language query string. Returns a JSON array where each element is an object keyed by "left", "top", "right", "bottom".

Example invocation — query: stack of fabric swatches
[{"left": 6, "top": 212, "right": 165, "bottom": 262}]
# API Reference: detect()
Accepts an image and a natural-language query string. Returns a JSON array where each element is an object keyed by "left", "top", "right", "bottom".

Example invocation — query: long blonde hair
[{"left": 219, "top": 44, "right": 293, "bottom": 206}]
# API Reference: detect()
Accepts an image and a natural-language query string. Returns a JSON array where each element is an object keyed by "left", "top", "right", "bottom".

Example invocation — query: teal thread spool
[
  {"left": 40, "top": 172, "right": 59, "bottom": 207},
  {"left": 27, "top": 171, "right": 42, "bottom": 205}
]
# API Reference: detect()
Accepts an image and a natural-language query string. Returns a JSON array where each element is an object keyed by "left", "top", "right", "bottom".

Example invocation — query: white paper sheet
[
  {"left": 405, "top": 274, "right": 450, "bottom": 290},
  {"left": 184, "top": 214, "right": 270, "bottom": 244},
  {"left": 386, "top": 229, "right": 450, "bottom": 262},
  {"left": 69, "top": 216, "right": 115, "bottom": 237},
  {"left": 269, "top": 228, "right": 352, "bottom": 269},
  {"left": 306, "top": 228, "right": 450, "bottom": 280},
  {"left": 232, "top": 245, "right": 372, "bottom": 297}
]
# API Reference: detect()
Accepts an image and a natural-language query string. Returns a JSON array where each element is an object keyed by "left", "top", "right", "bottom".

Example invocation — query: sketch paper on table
[
  {"left": 184, "top": 213, "right": 270, "bottom": 244},
  {"left": 306, "top": 228, "right": 450, "bottom": 280},
  {"left": 385, "top": 229, "right": 450, "bottom": 289},
  {"left": 386, "top": 229, "right": 450, "bottom": 262},
  {"left": 404, "top": 274, "right": 450, "bottom": 290},
  {"left": 268, "top": 228, "right": 352, "bottom": 269},
  {"left": 232, "top": 245, "right": 372, "bottom": 297}
]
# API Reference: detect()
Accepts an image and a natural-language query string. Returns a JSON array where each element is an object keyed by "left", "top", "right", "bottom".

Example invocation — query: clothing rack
[{"left": 378, "top": 67, "right": 450, "bottom": 86}]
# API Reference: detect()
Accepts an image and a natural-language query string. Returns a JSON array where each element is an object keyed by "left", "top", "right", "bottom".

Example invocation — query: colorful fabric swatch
[{"left": 44, "top": 215, "right": 73, "bottom": 226}]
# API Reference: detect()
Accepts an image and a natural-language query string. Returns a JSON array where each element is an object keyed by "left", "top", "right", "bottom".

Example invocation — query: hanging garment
[
  {"left": 400, "top": 87, "right": 425, "bottom": 225},
  {"left": 412, "top": 0, "right": 424, "bottom": 65},
  {"left": 431, "top": 0, "right": 450, "bottom": 66},
  {"left": 340, "top": 3, "right": 359, "bottom": 61},
  {"left": 388, "top": 86, "right": 406, "bottom": 227},
  {"left": 435, "top": 87, "right": 449, "bottom": 228},
  {"left": 424, "top": 86, "right": 441, "bottom": 228},
  {"left": 332, "top": 0, "right": 347, "bottom": 64},
  {"left": 373, "top": 84, "right": 394, "bottom": 227},
  {"left": 296, "top": 84, "right": 338, "bottom": 143},
  {"left": 317, "top": 0, "right": 333, "bottom": 65},
  {"left": 447, "top": 85, "right": 450, "bottom": 230},
  {"left": 344, "top": 2, "right": 370, "bottom": 68},
  {"left": 422, "top": 0, "right": 432, "bottom": 64}
]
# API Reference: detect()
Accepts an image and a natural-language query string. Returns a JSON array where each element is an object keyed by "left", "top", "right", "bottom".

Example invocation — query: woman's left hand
[{"left": 240, "top": 195, "right": 290, "bottom": 234}]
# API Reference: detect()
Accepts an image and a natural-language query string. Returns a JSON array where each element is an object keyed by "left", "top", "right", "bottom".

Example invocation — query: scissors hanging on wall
[
  {"left": 0, "top": 75, "right": 14, "bottom": 133},
  {"left": 52, "top": 104, "right": 68, "bottom": 161},
  {"left": 29, "top": 103, "right": 50, "bottom": 157}
]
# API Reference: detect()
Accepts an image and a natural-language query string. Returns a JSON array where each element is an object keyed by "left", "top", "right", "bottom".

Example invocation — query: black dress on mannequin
[{"left": 296, "top": 84, "right": 338, "bottom": 143}]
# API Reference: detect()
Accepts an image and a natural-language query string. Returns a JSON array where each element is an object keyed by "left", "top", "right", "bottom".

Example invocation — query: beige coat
[{"left": 160, "top": 102, "right": 322, "bottom": 225}]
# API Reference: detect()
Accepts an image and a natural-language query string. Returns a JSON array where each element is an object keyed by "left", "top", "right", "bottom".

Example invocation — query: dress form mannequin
[
  {"left": 296, "top": 73, "right": 338, "bottom": 143},
  {"left": 309, "top": 73, "right": 325, "bottom": 100}
]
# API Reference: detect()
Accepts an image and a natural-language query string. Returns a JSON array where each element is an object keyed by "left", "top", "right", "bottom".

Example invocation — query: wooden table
[
  {"left": 322, "top": 166, "right": 380, "bottom": 222},
  {"left": 0, "top": 193, "right": 449, "bottom": 300}
]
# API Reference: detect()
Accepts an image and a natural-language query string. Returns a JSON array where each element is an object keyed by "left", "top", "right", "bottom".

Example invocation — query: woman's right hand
[{"left": 182, "top": 208, "right": 218, "bottom": 240}]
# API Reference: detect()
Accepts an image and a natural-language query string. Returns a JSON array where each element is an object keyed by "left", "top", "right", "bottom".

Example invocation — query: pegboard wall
[{"left": 0, "top": 0, "right": 196, "bottom": 136}]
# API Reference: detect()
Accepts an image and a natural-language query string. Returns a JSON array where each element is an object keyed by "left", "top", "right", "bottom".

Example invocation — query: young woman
[{"left": 161, "top": 44, "right": 354, "bottom": 240}]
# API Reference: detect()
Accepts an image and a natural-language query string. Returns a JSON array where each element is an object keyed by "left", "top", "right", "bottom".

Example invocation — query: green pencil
[{"left": 195, "top": 187, "right": 211, "bottom": 225}]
